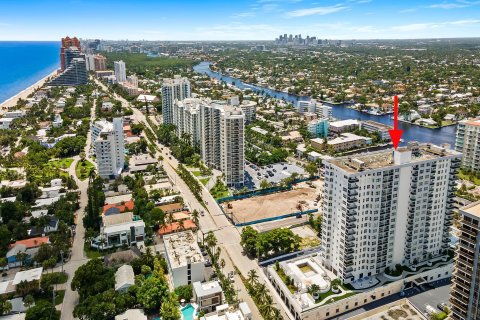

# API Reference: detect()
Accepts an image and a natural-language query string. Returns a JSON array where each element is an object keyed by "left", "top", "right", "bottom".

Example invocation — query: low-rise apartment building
[
  {"left": 164, "top": 231, "right": 205, "bottom": 288},
  {"left": 193, "top": 280, "right": 223, "bottom": 313}
]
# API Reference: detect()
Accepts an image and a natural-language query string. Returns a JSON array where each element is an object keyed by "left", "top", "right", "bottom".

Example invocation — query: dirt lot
[{"left": 223, "top": 182, "right": 318, "bottom": 224}]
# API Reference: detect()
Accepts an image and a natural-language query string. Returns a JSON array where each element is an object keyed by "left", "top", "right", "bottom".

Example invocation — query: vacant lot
[{"left": 223, "top": 183, "right": 317, "bottom": 224}]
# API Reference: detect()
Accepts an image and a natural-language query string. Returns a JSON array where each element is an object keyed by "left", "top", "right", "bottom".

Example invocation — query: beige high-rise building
[{"left": 450, "top": 201, "right": 480, "bottom": 320}]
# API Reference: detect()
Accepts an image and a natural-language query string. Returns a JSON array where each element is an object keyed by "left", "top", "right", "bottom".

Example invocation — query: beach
[{"left": 0, "top": 69, "right": 58, "bottom": 112}]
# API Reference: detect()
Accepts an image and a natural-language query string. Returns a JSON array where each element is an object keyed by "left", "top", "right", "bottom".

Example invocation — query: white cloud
[
  {"left": 392, "top": 19, "right": 480, "bottom": 31},
  {"left": 232, "top": 12, "right": 256, "bottom": 18},
  {"left": 428, "top": 3, "right": 469, "bottom": 8},
  {"left": 287, "top": 4, "right": 348, "bottom": 17}
]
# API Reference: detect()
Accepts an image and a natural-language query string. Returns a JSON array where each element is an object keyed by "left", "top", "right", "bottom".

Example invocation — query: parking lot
[
  {"left": 244, "top": 161, "right": 305, "bottom": 189},
  {"left": 406, "top": 280, "right": 451, "bottom": 317}
]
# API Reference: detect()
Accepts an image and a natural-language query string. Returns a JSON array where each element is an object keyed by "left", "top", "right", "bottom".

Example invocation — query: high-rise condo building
[
  {"left": 450, "top": 201, "right": 480, "bottom": 320},
  {"left": 173, "top": 98, "right": 245, "bottom": 187},
  {"left": 455, "top": 117, "right": 480, "bottom": 172},
  {"left": 94, "top": 54, "right": 107, "bottom": 71},
  {"left": 91, "top": 118, "right": 125, "bottom": 179},
  {"left": 85, "top": 54, "right": 95, "bottom": 72},
  {"left": 49, "top": 57, "right": 88, "bottom": 86},
  {"left": 297, "top": 99, "right": 333, "bottom": 120},
  {"left": 114, "top": 60, "right": 127, "bottom": 83},
  {"left": 161, "top": 76, "right": 191, "bottom": 124},
  {"left": 321, "top": 142, "right": 461, "bottom": 284},
  {"left": 60, "top": 36, "right": 81, "bottom": 71}
]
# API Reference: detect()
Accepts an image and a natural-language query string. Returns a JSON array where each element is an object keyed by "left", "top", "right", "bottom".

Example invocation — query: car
[
  {"left": 205, "top": 260, "right": 212, "bottom": 267},
  {"left": 283, "top": 166, "right": 287, "bottom": 170},
  {"left": 273, "top": 169, "right": 276, "bottom": 172},
  {"left": 437, "top": 303, "right": 447, "bottom": 312},
  {"left": 201, "top": 250, "right": 208, "bottom": 256},
  {"left": 169, "top": 156, "right": 172, "bottom": 159},
  {"left": 200, "top": 210, "right": 205, "bottom": 216}
]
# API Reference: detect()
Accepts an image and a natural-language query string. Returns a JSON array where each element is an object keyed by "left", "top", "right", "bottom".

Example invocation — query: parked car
[
  {"left": 205, "top": 260, "right": 212, "bottom": 267},
  {"left": 437, "top": 303, "right": 447, "bottom": 312}
]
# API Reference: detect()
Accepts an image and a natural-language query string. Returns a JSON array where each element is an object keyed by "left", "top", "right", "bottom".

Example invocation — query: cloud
[
  {"left": 232, "top": 12, "right": 256, "bottom": 18},
  {"left": 428, "top": 2, "right": 469, "bottom": 8},
  {"left": 287, "top": 4, "right": 348, "bottom": 16},
  {"left": 392, "top": 19, "right": 480, "bottom": 31},
  {"left": 399, "top": 8, "right": 417, "bottom": 13}
]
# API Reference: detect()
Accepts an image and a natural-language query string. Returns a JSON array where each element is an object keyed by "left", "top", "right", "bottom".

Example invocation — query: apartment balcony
[
  {"left": 346, "top": 209, "right": 357, "bottom": 216},
  {"left": 345, "top": 259, "right": 354, "bottom": 267},
  {"left": 346, "top": 228, "right": 355, "bottom": 235},
  {"left": 348, "top": 177, "right": 359, "bottom": 183},
  {"left": 449, "top": 296, "right": 468, "bottom": 315},
  {"left": 425, "top": 221, "right": 431, "bottom": 227},
  {"left": 412, "top": 171, "right": 418, "bottom": 177},
  {"left": 348, "top": 190, "right": 358, "bottom": 197},
  {"left": 347, "top": 196, "right": 357, "bottom": 203},
  {"left": 345, "top": 266, "right": 353, "bottom": 273},
  {"left": 347, "top": 203, "right": 358, "bottom": 210},
  {"left": 346, "top": 222, "right": 356, "bottom": 229},
  {"left": 346, "top": 216, "right": 357, "bottom": 223},
  {"left": 349, "top": 184, "right": 359, "bottom": 190},
  {"left": 407, "top": 225, "right": 413, "bottom": 231},
  {"left": 345, "top": 247, "right": 354, "bottom": 254},
  {"left": 346, "top": 234, "right": 355, "bottom": 242},
  {"left": 442, "top": 237, "right": 450, "bottom": 243},
  {"left": 445, "top": 221, "right": 452, "bottom": 227},
  {"left": 345, "top": 241, "right": 355, "bottom": 248}
]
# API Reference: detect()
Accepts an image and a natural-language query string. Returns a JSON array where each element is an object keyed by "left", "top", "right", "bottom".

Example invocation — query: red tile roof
[
  {"left": 10, "top": 236, "right": 49, "bottom": 249},
  {"left": 102, "top": 200, "right": 134, "bottom": 214},
  {"left": 158, "top": 220, "right": 197, "bottom": 235}
]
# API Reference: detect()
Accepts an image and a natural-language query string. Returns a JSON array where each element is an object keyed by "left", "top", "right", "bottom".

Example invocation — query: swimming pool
[{"left": 181, "top": 304, "right": 196, "bottom": 320}]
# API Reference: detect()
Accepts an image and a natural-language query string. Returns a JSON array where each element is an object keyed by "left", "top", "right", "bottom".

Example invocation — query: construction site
[{"left": 221, "top": 181, "right": 322, "bottom": 225}]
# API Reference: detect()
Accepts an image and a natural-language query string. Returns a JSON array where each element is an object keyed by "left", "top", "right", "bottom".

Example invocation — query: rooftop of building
[
  {"left": 326, "top": 142, "right": 461, "bottom": 173},
  {"left": 462, "top": 200, "right": 480, "bottom": 219},
  {"left": 163, "top": 230, "right": 204, "bottom": 268},
  {"left": 463, "top": 117, "right": 480, "bottom": 127},
  {"left": 362, "top": 120, "right": 393, "bottom": 131},
  {"left": 327, "top": 133, "right": 371, "bottom": 145},
  {"left": 193, "top": 280, "right": 223, "bottom": 297},
  {"left": 12, "top": 267, "right": 43, "bottom": 285},
  {"left": 329, "top": 119, "right": 360, "bottom": 127}
]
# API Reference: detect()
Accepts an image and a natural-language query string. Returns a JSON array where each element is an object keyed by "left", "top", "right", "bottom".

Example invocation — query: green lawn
[
  {"left": 48, "top": 158, "right": 74, "bottom": 170},
  {"left": 84, "top": 243, "right": 102, "bottom": 259},
  {"left": 200, "top": 177, "right": 210, "bottom": 185},
  {"left": 458, "top": 170, "right": 480, "bottom": 185},
  {"left": 210, "top": 181, "right": 230, "bottom": 199},
  {"left": 75, "top": 159, "right": 95, "bottom": 181},
  {"left": 192, "top": 171, "right": 203, "bottom": 177}
]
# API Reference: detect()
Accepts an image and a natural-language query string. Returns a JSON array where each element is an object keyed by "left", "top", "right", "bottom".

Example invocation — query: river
[{"left": 193, "top": 61, "right": 458, "bottom": 147}]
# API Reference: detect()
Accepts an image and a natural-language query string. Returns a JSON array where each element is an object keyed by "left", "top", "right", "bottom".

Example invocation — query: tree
[
  {"left": 26, "top": 301, "right": 59, "bottom": 320},
  {"left": 247, "top": 269, "right": 259, "bottom": 288},
  {"left": 260, "top": 179, "right": 270, "bottom": 190},
  {"left": 174, "top": 285, "right": 193, "bottom": 301},
  {"left": 71, "top": 259, "right": 114, "bottom": 300},
  {"left": 24, "top": 295, "right": 35, "bottom": 308},
  {"left": 137, "top": 276, "right": 169, "bottom": 310},
  {"left": 305, "top": 162, "right": 318, "bottom": 177},
  {"left": 160, "top": 292, "right": 181, "bottom": 320},
  {"left": 220, "top": 258, "right": 226, "bottom": 272}
]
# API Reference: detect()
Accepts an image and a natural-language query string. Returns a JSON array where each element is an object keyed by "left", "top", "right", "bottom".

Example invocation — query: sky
[{"left": 1, "top": 0, "right": 480, "bottom": 41}]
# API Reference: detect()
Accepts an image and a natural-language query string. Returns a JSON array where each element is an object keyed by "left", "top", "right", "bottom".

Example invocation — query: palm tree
[
  {"left": 220, "top": 259, "right": 226, "bottom": 272},
  {"left": 205, "top": 231, "right": 217, "bottom": 254},
  {"left": 88, "top": 167, "right": 96, "bottom": 183},
  {"left": 254, "top": 283, "right": 269, "bottom": 303},
  {"left": 247, "top": 269, "right": 259, "bottom": 288},
  {"left": 259, "top": 294, "right": 274, "bottom": 317}
]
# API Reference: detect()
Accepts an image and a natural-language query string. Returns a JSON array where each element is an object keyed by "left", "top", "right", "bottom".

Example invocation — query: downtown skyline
[{"left": 0, "top": 0, "right": 480, "bottom": 41}]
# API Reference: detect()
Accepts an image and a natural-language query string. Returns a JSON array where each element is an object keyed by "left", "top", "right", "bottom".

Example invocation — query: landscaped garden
[{"left": 75, "top": 159, "right": 95, "bottom": 180}]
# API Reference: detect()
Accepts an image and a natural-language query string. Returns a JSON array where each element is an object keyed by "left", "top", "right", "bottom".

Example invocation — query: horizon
[{"left": 2, "top": 0, "right": 480, "bottom": 41}]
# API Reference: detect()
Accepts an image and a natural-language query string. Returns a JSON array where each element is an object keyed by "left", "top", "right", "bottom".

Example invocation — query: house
[
  {"left": 28, "top": 216, "right": 59, "bottom": 236},
  {"left": 115, "top": 265, "right": 135, "bottom": 292},
  {"left": 6, "top": 237, "right": 49, "bottom": 267},
  {"left": 39, "top": 186, "right": 63, "bottom": 198},
  {"left": 103, "top": 200, "right": 135, "bottom": 215},
  {"left": 200, "top": 302, "right": 252, "bottom": 320},
  {"left": 115, "top": 309, "right": 147, "bottom": 320},
  {"left": 0, "top": 118, "right": 14, "bottom": 130},
  {"left": 52, "top": 114, "right": 63, "bottom": 128},
  {"left": 92, "top": 212, "right": 145, "bottom": 250},
  {"left": 12, "top": 267, "right": 43, "bottom": 286},
  {"left": 157, "top": 202, "right": 184, "bottom": 214},
  {"left": 158, "top": 219, "right": 197, "bottom": 236},
  {"left": 33, "top": 196, "right": 61, "bottom": 209},
  {"left": 102, "top": 102, "right": 114, "bottom": 111},
  {"left": 193, "top": 280, "right": 223, "bottom": 313}
]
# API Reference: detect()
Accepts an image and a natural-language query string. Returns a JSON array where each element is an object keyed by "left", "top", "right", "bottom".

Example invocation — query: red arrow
[{"left": 388, "top": 95, "right": 403, "bottom": 150}]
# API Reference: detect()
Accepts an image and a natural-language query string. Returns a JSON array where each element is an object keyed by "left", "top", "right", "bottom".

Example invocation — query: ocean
[{"left": 0, "top": 41, "right": 60, "bottom": 104}]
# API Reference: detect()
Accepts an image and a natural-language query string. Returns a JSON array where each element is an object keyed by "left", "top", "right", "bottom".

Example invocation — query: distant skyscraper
[
  {"left": 321, "top": 143, "right": 461, "bottom": 284},
  {"left": 85, "top": 54, "right": 95, "bottom": 72},
  {"left": 114, "top": 60, "right": 126, "bottom": 83},
  {"left": 60, "top": 36, "right": 81, "bottom": 71},
  {"left": 161, "top": 76, "right": 191, "bottom": 124},
  {"left": 91, "top": 118, "right": 125, "bottom": 179},
  {"left": 94, "top": 55, "right": 107, "bottom": 71},
  {"left": 450, "top": 201, "right": 480, "bottom": 320},
  {"left": 455, "top": 117, "right": 480, "bottom": 173}
]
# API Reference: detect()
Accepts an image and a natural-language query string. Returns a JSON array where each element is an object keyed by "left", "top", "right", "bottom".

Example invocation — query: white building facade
[
  {"left": 173, "top": 98, "right": 245, "bottom": 187},
  {"left": 455, "top": 117, "right": 480, "bottom": 172},
  {"left": 161, "top": 76, "right": 191, "bottom": 124},
  {"left": 321, "top": 142, "right": 461, "bottom": 284},
  {"left": 114, "top": 60, "right": 126, "bottom": 83},
  {"left": 91, "top": 118, "right": 125, "bottom": 179}
]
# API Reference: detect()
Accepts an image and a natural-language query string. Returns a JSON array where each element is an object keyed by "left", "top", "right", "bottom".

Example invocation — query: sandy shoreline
[{"left": 0, "top": 69, "right": 58, "bottom": 111}]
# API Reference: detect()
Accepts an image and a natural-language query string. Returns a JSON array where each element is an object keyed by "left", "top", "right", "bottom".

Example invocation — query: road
[
  {"left": 95, "top": 79, "right": 292, "bottom": 319},
  {"left": 59, "top": 93, "right": 97, "bottom": 320}
]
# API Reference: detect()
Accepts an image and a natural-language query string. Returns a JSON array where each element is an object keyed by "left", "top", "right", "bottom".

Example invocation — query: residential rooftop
[
  {"left": 326, "top": 142, "right": 461, "bottom": 173},
  {"left": 362, "top": 120, "right": 393, "bottom": 131},
  {"left": 163, "top": 230, "right": 204, "bottom": 269},
  {"left": 462, "top": 200, "right": 480, "bottom": 219}
]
